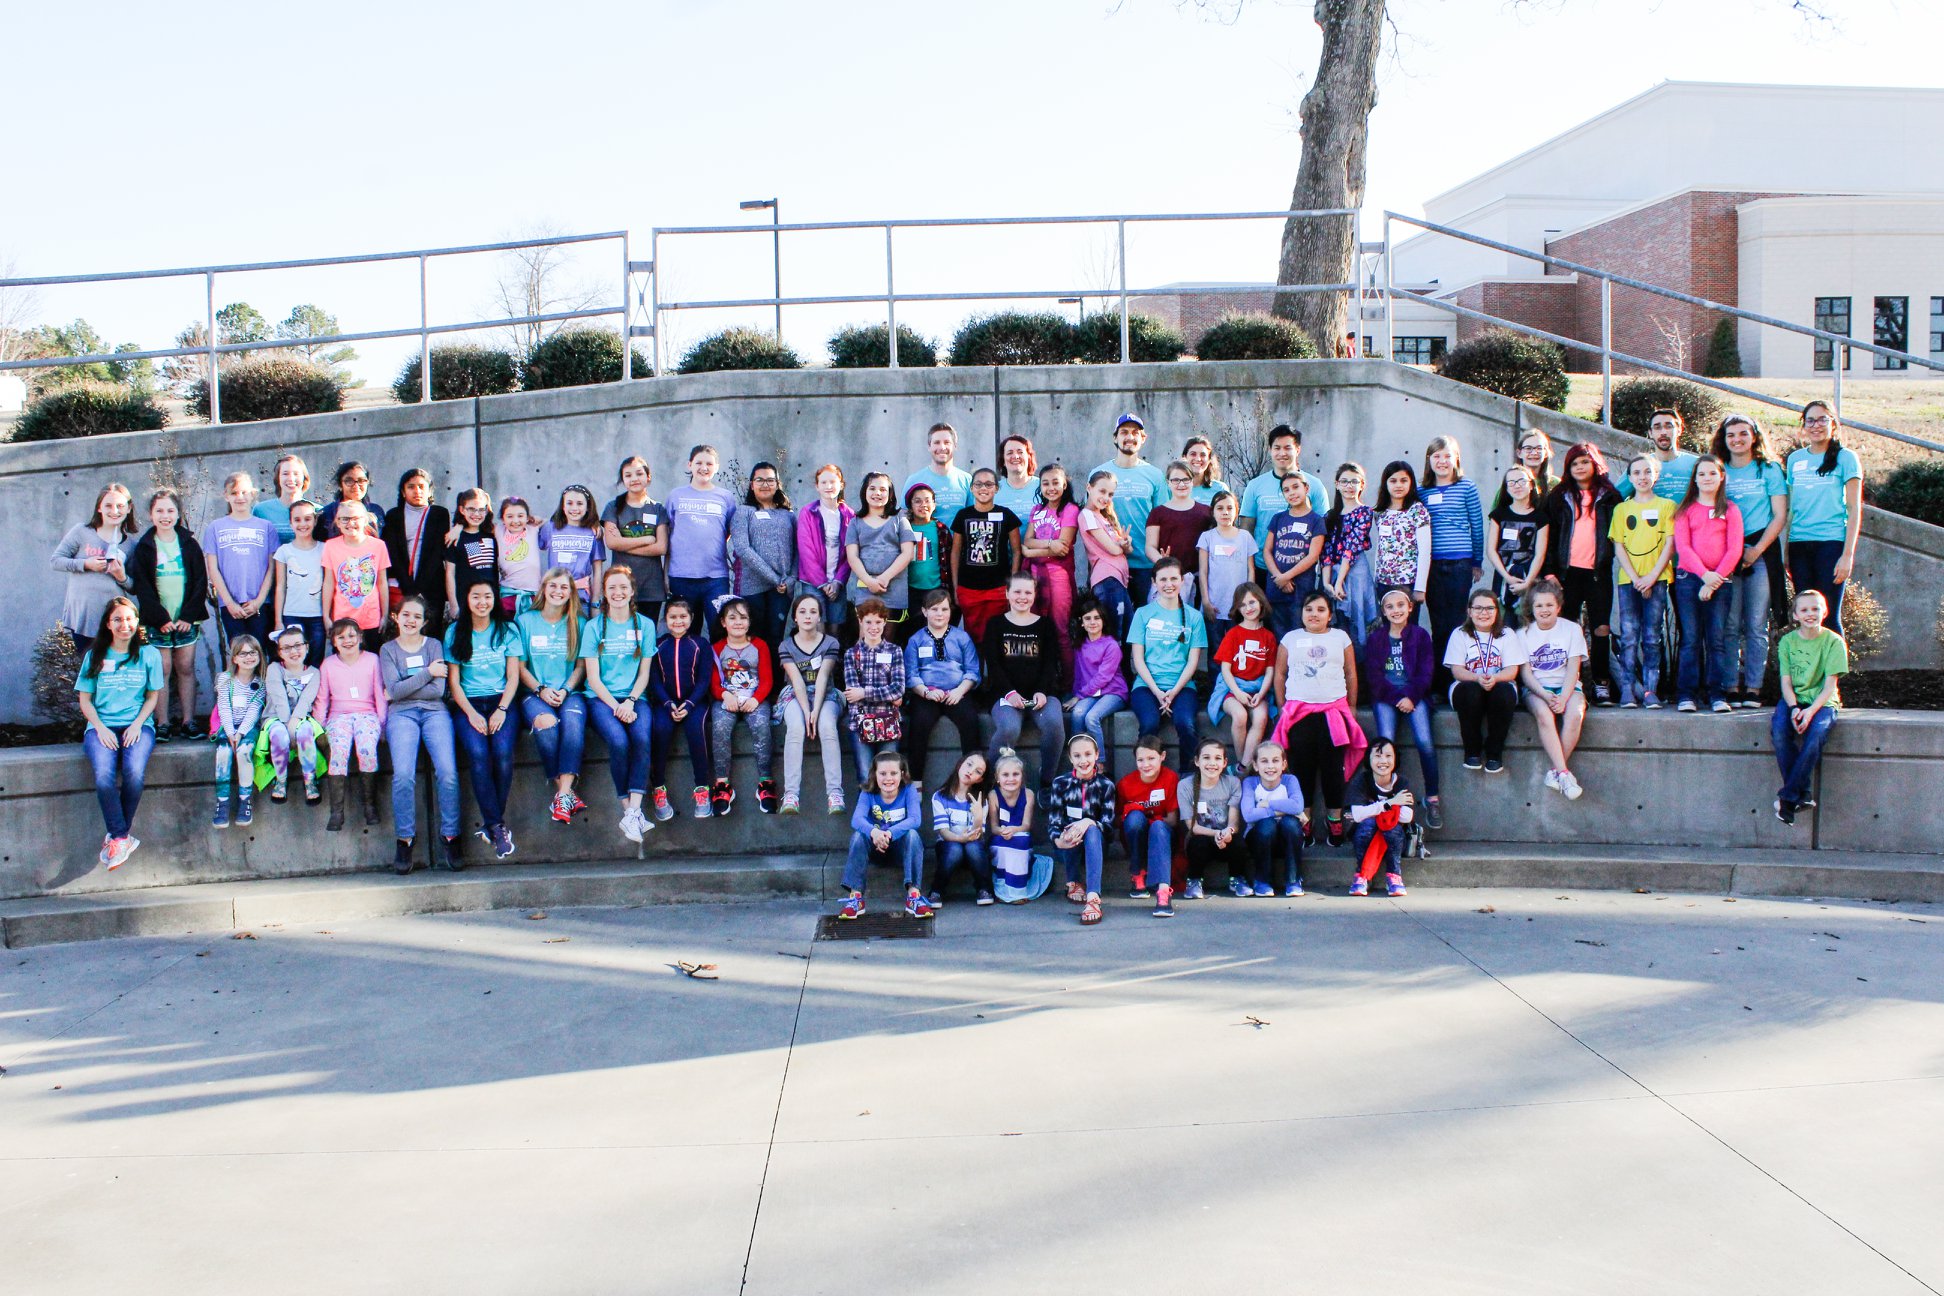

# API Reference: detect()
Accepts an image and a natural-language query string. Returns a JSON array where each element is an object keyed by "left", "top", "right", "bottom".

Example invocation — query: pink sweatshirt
[
  {"left": 317, "top": 652, "right": 387, "bottom": 725},
  {"left": 1673, "top": 501, "right": 1745, "bottom": 579}
]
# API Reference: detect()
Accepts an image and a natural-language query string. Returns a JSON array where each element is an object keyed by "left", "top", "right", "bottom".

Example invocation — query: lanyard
[{"left": 407, "top": 507, "right": 428, "bottom": 575}]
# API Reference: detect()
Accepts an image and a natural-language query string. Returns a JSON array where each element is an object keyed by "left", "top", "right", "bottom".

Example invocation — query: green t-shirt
[
  {"left": 443, "top": 623, "right": 524, "bottom": 699},
  {"left": 154, "top": 535, "right": 187, "bottom": 619},
  {"left": 907, "top": 518, "right": 944, "bottom": 591},
  {"left": 77, "top": 645, "right": 167, "bottom": 729},
  {"left": 516, "top": 609, "right": 578, "bottom": 692},
  {"left": 579, "top": 612, "right": 657, "bottom": 698},
  {"left": 1777, "top": 628, "right": 1848, "bottom": 709}
]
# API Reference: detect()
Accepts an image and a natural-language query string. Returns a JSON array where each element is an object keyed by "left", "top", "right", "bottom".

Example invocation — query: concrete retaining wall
[
  {"left": 8, "top": 360, "right": 1937, "bottom": 723},
  {"left": 6, "top": 706, "right": 1937, "bottom": 903}
]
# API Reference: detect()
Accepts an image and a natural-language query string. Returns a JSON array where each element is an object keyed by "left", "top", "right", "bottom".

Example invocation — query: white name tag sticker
[
  {"left": 349, "top": 687, "right": 361, "bottom": 698},
  {"left": 1256, "top": 788, "right": 1273, "bottom": 805},
  {"left": 988, "top": 512, "right": 1003, "bottom": 522},
  {"left": 405, "top": 654, "right": 424, "bottom": 668},
  {"left": 877, "top": 651, "right": 894, "bottom": 664},
  {"left": 1197, "top": 801, "right": 1210, "bottom": 815},
  {"left": 917, "top": 645, "right": 934, "bottom": 659},
  {"left": 1148, "top": 788, "right": 1165, "bottom": 804},
  {"left": 756, "top": 510, "right": 770, "bottom": 520},
  {"left": 808, "top": 658, "right": 826, "bottom": 671},
  {"left": 883, "top": 806, "right": 906, "bottom": 824}
]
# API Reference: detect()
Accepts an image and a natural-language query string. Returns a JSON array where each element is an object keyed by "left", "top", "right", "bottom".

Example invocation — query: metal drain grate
[{"left": 815, "top": 913, "right": 936, "bottom": 941}]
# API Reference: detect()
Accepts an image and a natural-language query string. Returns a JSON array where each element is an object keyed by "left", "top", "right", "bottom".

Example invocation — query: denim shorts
[{"left": 150, "top": 622, "right": 203, "bottom": 650}]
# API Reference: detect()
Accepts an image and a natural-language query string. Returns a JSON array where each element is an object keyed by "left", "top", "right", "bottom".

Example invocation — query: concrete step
[{"left": 1, "top": 843, "right": 1933, "bottom": 949}]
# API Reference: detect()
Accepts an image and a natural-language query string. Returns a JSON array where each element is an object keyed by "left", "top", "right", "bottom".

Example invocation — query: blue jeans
[
  {"left": 1129, "top": 683, "right": 1199, "bottom": 763},
  {"left": 282, "top": 615, "right": 327, "bottom": 667},
  {"left": 1372, "top": 700, "right": 1440, "bottom": 798},
  {"left": 1724, "top": 553, "right": 1773, "bottom": 693},
  {"left": 589, "top": 697, "right": 654, "bottom": 797},
  {"left": 1068, "top": 693, "right": 1126, "bottom": 767},
  {"left": 650, "top": 703, "right": 711, "bottom": 791},
  {"left": 520, "top": 692, "right": 588, "bottom": 782},
  {"left": 1352, "top": 818, "right": 1407, "bottom": 878},
  {"left": 795, "top": 579, "right": 848, "bottom": 630},
  {"left": 1611, "top": 580, "right": 1668, "bottom": 705},
  {"left": 989, "top": 698, "right": 1064, "bottom": 785},
  {"left": 1674, "top": 572, "right": 1735, "bottom": 706},
  {"left": 1267, "top": 594, "right": 1299, "bottom": 638},
  {"left": 1090, "top": 577, "right": 1132, "bottom": 639},
  {"left": 933, "top": 839, "right": 992, "bottom": 895},
  {"left": 454, "top": 696, "right": 518, "bottom": 829},
  {"left": 385, "top": 707, "right": 460, "bottom": 841},
  {"left": 1128, "top": 566, "right": 1153, "bottom": 608},
  {"left": 740, "top": 587, "right": 792, "bottom": 646},
  {"left": 1772, "top": 701, "right": 1836, "bottom": 805},
  {"left": 842, "top": 829, "right": 923, "bottom": 892},
  {"left": 83, "top": 724, "right": 155, "bottom": 839},
  {"left": 668, "top": 575, "right": 732, "bottom": 635},
  {"left": 1786, "top": 540, "right": 1848, "bottom": 637},
  {"left": 1245, "top": 816, "right": 1302, "bottom": 889},
  {"left": 1122, "top": 808, "right": 1173, "bottom": 891},
  {"left": 1336, "top": 554, "right": 1378, "bottom": 649},
  {"left": 218, "top": 608, "right": 270, "bottom": 652},
  {"left": 1060, "top": 823, "right": 1105, "bottom": 895}
]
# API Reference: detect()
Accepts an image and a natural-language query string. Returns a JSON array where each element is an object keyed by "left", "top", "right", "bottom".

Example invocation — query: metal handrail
[
  {"left": 1380, "top": 209, "right": 1944, "bottom": 456},
  {"left": 3, "top": 231, "right": 633, "bottom": 421},
  {"left": 647, "top": 207, "right": 1360, "bottom": 371}
]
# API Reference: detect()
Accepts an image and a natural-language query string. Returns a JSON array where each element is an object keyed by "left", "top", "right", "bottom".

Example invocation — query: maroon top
[{"left": 1148, "top": 502, "right": 1213, "bottom": 570}]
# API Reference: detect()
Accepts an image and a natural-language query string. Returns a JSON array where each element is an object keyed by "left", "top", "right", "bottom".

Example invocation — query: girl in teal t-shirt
[
  {"left": 445, "top": 582, "right": 524, "bottom": 857},
  {"left": 1783, "top": 400, "right": 1864, "bottom": 637},
  {"left": 75, "top": 596, "right": 165, "bottom": 870},
  {"left": 580, "top": 566, "right": 659, "bottom": 841},
  {"left": 516, "top": 567, "right": 588, "bottom": 824}
]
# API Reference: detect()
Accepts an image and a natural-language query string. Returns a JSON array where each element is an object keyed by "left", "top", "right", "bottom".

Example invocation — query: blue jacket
[
  {"left": 650, "top": 634, "right": 714, "bottom": 710},
  {"left": 903, "top": 624, "right": 981, "bottom": 693}
]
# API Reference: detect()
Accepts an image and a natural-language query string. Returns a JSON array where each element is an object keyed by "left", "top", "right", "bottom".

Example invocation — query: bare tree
[
  {"left": 0, "top": 253, "right": 41, "bottom": 367},
  {"left": 1649, "top": 314, "right": 1693, "bottom": 371},
  {"left": 490, "top": 226, "right": 606, "bottom": 357},
  {"left": 1073, "top": 229, "right": 1122, "bottom": 318}
]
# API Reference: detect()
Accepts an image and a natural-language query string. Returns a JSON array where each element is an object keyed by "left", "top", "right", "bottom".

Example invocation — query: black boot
[
  {"left": 360, "top": 772, "right": 382, "bottom": 826},
  {"left": 326, "top": 776, "right": 346, "bottom": 832},
  {"left": 441, "top": 835, "right": 466, "bottom": 872},
  {"left": 393, "top": 838, "right": 415, "bottom": 876}
]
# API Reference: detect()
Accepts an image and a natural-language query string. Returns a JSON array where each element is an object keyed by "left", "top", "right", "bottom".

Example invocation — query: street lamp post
[{"left": 740, "top": 198, "right": 781, "bottom": 338}]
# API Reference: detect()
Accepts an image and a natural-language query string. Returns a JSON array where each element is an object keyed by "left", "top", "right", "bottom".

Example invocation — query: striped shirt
[{"left": 1421, "top": 478, "right": 1484, "bottom": 563}]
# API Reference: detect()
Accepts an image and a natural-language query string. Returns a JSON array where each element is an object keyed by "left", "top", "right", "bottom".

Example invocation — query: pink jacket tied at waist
[{"left": 1270, "top": 695, "right": 1368, "bottom": 785}]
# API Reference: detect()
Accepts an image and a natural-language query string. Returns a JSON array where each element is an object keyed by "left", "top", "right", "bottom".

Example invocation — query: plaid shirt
[
  {"left": 1047, "top": 772, "right": 1117, "bottom": 835},
  {"left": 844, "top": 638, "right": 906, "bottom": 738}
]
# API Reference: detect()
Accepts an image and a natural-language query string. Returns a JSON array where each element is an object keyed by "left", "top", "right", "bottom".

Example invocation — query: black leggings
[
  {"left": 1185, "top": 834, "right": 1247, "bottom": 887},
  {"left": 901, "top": 694, "right": 982, "bottom": 784},
  {"left": 1558, "top": 566, "right": 1612, "bottom": 688},
  {"left": 1285, "top": 711, "right": 1347, "bottom": 813},
  {"left": 1450, "top": 680, "right": 1518, "bottom": 760}
]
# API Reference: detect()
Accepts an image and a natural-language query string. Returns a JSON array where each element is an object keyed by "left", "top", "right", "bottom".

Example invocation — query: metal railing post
[
  {"left": 418, "top": 254, "right": 432, "bottom": 402},
  {"left": 648, "top": 230, "right": 662, "bottom": 376},
  {"left": 205, "top": 271, "right": 220, "bottom": 425},
  {"left": 1382, "top": 213, "right": 1396, "bottom": 362},
  {"left": 620, "top": 234, "right": 633, "bottom": 382},
  {"left": 1117, "top": 219, "right": 1130, "bottom": 365},
  {"left": 885, "top": 225, "right": 899, "bottom": 369},
  {"left": 1600, "top": 277, "right": 1613, "bottom": 426}
]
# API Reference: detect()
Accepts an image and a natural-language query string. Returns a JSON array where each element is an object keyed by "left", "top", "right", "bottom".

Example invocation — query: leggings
[
  {"left": 650, "top": 704, "right": 711, "bottom": 790},
  {"left": 325, "top": 713, "right": 382, "bottom": 775},
  {"left": 1032, "top": 562, "right": 1076, "bottom": 672},
  {"left": 264, "top": 719, "right": 320, "bottom": 786},
  {"left": 902, "top": 694, "right": 982, "bottom": 785},
  {"left": 1449, "top": 680, "right": 1518, "bottom": 761},
  {"left": 780, "top": 695, "right": 845, "bottom": 801},
  {"left": 1185, "top": 834, "right": 1247, "bottom": 889},
  {"left": 1557, "top": 566, "right": 1612, "bottom": 688},
  {"left": 212, "top": 735, "right": 254, "bottom": 797},
  {"left": 1283, "top": 711, "right": 1347, "bottom": 813},
  {"left": 710, "top": 700, "right": 774, "bottom": 783}
]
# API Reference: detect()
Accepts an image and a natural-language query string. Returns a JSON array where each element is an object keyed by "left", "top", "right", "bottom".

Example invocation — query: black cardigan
[
  {"left": 1543, "top": 484, "right": 1620, "bottom": 577},
  {"left": 126, "top": 526, "right": 211, "bottom": 627},
  {"left": 380, "top": 503, "right": 451, "bottom": 603}
]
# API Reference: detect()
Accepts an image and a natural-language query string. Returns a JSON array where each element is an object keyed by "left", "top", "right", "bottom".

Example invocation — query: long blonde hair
[{"left": 536, "top": 565, "right": 583, "bottom": 660}]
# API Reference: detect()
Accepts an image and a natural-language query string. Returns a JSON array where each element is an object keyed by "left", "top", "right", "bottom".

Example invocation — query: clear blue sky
[{"left": 7, "top": 0, "right": 1937, "bottom": 385}]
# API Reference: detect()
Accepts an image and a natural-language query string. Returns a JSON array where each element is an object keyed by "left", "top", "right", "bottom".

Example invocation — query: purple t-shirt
[
  {"left": 665, "top": 485, "right": 737, "bottom": 581},
  {"left": 205, "top": 514, "right": 280, "bottom": 603}
]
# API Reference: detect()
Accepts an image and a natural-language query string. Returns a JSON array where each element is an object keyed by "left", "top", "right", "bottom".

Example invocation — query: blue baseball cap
[{"left": 1115, "top": 413, "right": 1145, "bottom": 430}]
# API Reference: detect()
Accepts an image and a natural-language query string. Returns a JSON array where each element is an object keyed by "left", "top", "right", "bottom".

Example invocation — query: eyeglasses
[
  {"left": 1804, "top": 416, "right": 1833, "bottom": 427},
  {"left": 344, "top": 476, "right": 369, "bottom": 485}
]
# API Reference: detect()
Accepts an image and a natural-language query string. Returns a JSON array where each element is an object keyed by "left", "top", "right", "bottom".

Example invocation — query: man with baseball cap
[{"left": 1090, "top": 413, "right": 1170, "bottom": 606}]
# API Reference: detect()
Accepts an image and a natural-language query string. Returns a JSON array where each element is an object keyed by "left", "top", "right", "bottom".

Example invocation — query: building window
[
  {"left": 1814, "top": 297, "right": 1850, "bottom": 372},
  {"left": 1930, "top": 297, "right": 1943, "bottom": 356},
  {"left": 1874, "top": 296, "right": 1909, "bottom": 371},
  {"left": 1393, "top": 336, "right": 1447, "bottom": 366}
]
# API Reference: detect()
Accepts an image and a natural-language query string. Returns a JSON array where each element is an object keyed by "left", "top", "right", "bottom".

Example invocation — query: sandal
[
  {"left": 1079, "top": 896, "right": 1103, "bottom": 925},
  {"left": 1065, "top": 881, "right": 1087, "bottom": 904}
]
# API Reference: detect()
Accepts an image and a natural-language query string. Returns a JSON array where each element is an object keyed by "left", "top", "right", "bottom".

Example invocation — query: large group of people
[{"left": 54, "top": 404, "right": 1861, "bottom": 918}]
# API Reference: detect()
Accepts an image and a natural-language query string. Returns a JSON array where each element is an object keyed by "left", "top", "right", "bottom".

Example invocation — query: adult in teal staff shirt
[
  {"left": 1090, "top": 414, "right": 1169, "bottom": 605},
  {"left": 1614, "top": 409, "right": 1699, "bottom": 504},
  {"left": 1783, "top": 400, "right": 1863, "bottom": 636},
  {"left": 1238, "top": 424, "right": 1329, "bottom": 539},
  {"left": 906, "top": 423, "right": 975, "bottom": 530}
]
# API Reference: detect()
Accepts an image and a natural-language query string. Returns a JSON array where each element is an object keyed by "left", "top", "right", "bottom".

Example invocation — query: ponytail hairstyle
[
  {"left": 1801, "top": 400, "right": 1845, "bottom": 476},
  {"left": 1326, "top": 461, "right": 1363, "bottom": 539}
]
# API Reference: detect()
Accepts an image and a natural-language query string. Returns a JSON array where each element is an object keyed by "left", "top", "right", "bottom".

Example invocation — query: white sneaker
[
  {"left": 1543, "top": 769, "right": 1562, "bottom": 792},
  {"left": 1558, "top": 770, "right": 1584, "bottom": 801},
  {"left": 620, "top": 806, "right": 644, "bottom": 844}
]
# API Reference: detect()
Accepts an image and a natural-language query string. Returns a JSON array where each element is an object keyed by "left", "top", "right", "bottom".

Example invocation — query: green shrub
[
  {"left": 827, "top": 323, "right": 939, "bottom": 369},
  {"left": 1435, "top": 329, "right": 1569, "bottom": 409},
  {"left": 1193, "top": 313, "right": 1318, "bottom": 362},
  {"left": 31, "top": 624, "right": 83, "bottom": 733},
  {"left": 1073, "top": 312, "right": 1187, "bottom": 364},
  {"left": 12, "top": 382, "right": 168, "bottom": 442},
  {"left": 1703, "top": 317, "right": 1742, "bottom": 378},
  {"left": 1607, "top": 376, "right": 1723, "bottom": 449},
  {"left": 947, "top": 312, "right": 1076, "bottom": 367},
  {"left": 191, "top": 357, "right": 343, "bottom": 423},
  {"left": 676, "top": 327, "right": 805, "bottom": 375},
  {"left": 392, "top": 345, "right": 520, "bottom": 403},
  {"left": 1842, "top": 581, "right": 1888, "bottom": 666},
  {"left": 522, "top": 328, "right": 650, "bottom": 390},
  {"left": 1870, "top": 459, "right": 1944, "bottom": 528}
]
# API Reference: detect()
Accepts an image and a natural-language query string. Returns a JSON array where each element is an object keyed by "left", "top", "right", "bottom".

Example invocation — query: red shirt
[
  {"left": 1117, "top": 767, "right": 1180, "bottom": 823},
  {"left": 1215, "top": 625, "right": 1276, "bottom": 683}
]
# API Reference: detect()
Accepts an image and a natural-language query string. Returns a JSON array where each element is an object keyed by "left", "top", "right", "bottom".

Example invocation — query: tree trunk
[{"left": 1273, "top": 0, "right": 1384, "bottom": 356}]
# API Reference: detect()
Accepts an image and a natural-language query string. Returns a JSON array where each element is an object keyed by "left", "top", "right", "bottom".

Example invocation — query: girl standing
[
  {"left": 319, "top": 617, "right": 389, "bottom": 832},
  {"left": 1444, "top": 590, "right": 1525, "bottom": 773},
  {"left": 1023, "top": 463, "right": 1080, "bottom": 671},
  {"left": 776, "top": 593, "right": 846, "bottom": 815},
  {"left": 126, "top": 488, "right": 209, "bottom": 743},
  {"left": 796, "top": 465, "right": 853, "bottom": 629},
  {"left": 1211, "top": 584, "right": 1276, "bottom": 773},
  {"left": 380, "top": 596, "right": 463, "bottom": 874},
  {"left": 1065, "top": 598, "right": 1128, "bottom": 771},
  {"left": 1672, "top": 456, "right": 1744, "bottom": 714},
  {"left": 664, "top": 444, "right": 738, "bottom": 635},
  {"left": 1783, "top": 401, "right": 1863, "bottom": 637},
  {"left": 837, "top": 751, "right": 929, "bottom": 921},
  {"left": 1320, "top": 464, "right": 1376, "bottom": 648},
  {"left": 1712, "top": 416, "right": 1790, "bottom": 708},
  {"left": 842, "top": 599, "right": 906, "bottom": 788},
  {"left": 601, "top": 456, "right": 669, "bottom": 623},
  {"left": 1519, "top": 578, "right": 1590, "bottom": 800},
  {"left": 209, "top": 636, "right": 266, "bottom": 828},
  {"left": 253, "top": 453, "right": 312, "bottom": 545},
  {"left": 648, "top": 596, "right": 713, "bottom": 821},
  {"left": 710, "top": 598, "right": 776, "bottom": 815},
  {"left": 75, "top": 597, "right": 163, "bottom": 870},
  {"left": 1270, "top": 590, "right": 1364, "bottom": 847},
  {"left": 538, "top": 484, "right": 608, "bottom": 609},
  {"left": 1772, "top": 588, "right": 1848, "bottom": 826},
  {"left": 260, "top": 626, "right": 323, "bottom": 806},
  {"left": 1368, "top": 460, "right": 1431, "bottom": 607},
  {"left": 496, "top": 496, "right": 543, "bottom": 616},
  {"left": 322, "top": 500, "right": 391, "bottom": 651},
  {"left": 443, "top": 488, "right": 499, "bottom": 622},
  {"left": 1179, "top": 738, "right": 1245, "bottom": 903},
  {"left": 1117, "top": 734, "right": 1180, "bottom": 916},
  {"left": 1363, "top": 588, "right": 1441, "bottom": 830},
  {"left": 445, "top": 584, "right": 522, "bottom": 857},
  {"left": 381, "top": 468, "right": 449, "bottom": 635},
  {"left": 1197, "top": 490, "right": 1259, "bottom": 650},
  {"left": 730, "top": 462, "right": 796, "bottom": 645},
  {"left": 928, "top": 751, "right": 991, "bottom": 907},
  {"left": 583, "top": 568, "right": 661, "bottom": 840},
  {"left": 1239, "top": 741, "right": 1306, "bottom": 897},
  {"left": 273, "top": 500, "right": 327, "bottom": 665},
  {"left": 1608, "top": 456, "right": 1677, "bottom": 710},
  {"left": 1420, "top": 436, "right": 1486, "bottom": 689},
  {"left": 1346, "top": 739, "right": 1415, "bottom": 897},
  {"left": 1543, "top": 443, "right": 1621, "bottom": 705},
  {"left": 1515, "top": 432, "right": 1556, "bottom": 505},
  {"left": 844, "top": 471, "right": 917, "bottom": 638},
  {"left": 206, "top": 471, "right": 280, "bottom": 650},
  {"left": 317, "top": 461, "right": 383, "bottom": 540},
  {"left": 1260, "top": 472, "right": 1326, "bottom": 636},
  {"left": 902, "top": 484, "right": 947, "bottom": 611},
  {"left": 517, "top": 569, "right": 588, "bottom": 825},
  {"left": 1485, "top": 465, "right": 1549, "bottom": 615},
  {"left": 1048, "top": 732, "right": 1117, "bottom": 924},
  {"left": 51, "top": 482, "right": 136, "bottom": 659},
  {"left": 1078, "top": 471, "right": 1134, "bottom": 637},
  {"left": 1146, "top": 460, "right": 1214, "bottom": 606}
]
